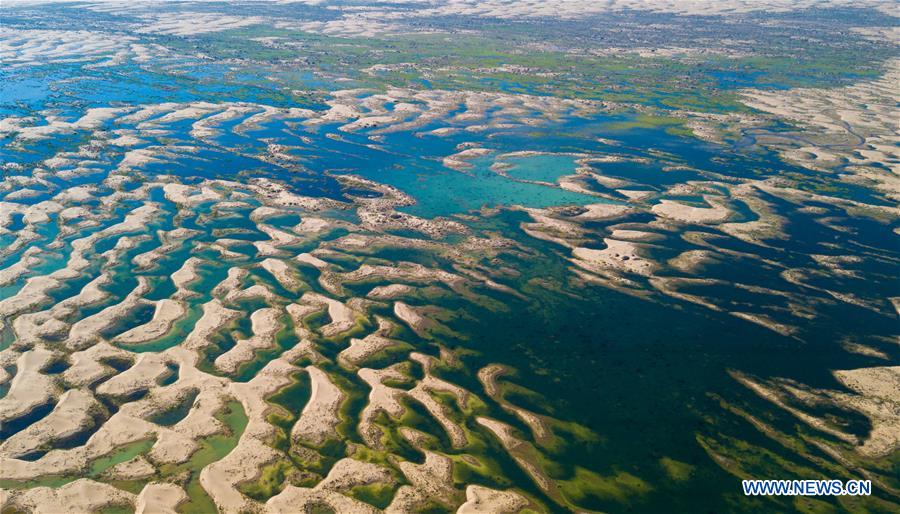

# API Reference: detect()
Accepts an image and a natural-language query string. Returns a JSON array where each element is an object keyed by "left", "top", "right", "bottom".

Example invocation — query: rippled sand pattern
[{"left": 1, "top": 2, "right": 898, "bottom": 513}]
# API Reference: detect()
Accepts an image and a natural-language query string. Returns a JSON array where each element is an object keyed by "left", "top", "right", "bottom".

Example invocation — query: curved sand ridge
[{"left": 717, "top": 365, "right": 900, "bottom": 505}]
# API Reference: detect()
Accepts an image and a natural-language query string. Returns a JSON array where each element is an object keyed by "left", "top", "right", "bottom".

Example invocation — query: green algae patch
[
  {"left": 97, "top": 504, "right": 135, "bottom": 514},
  {"left": 348, "top": 482, "right": 397, "bottom": 510},
  {"left": 0, "top": 438, "right": 156, "bottom": 491},
  {"left": 346, "top": 444, "right": 405, "bottom": 482},
  {"left": 539, "top": 419, "right": 599, "bottom": 455},
  {"left": 602, "top": 114, "right": 691, "bottom": 135},
  {"left": 89, "top": 439, "right": 157, "bottom": 477},
  {"left": 659, "top": 457, "right": 695, "bottom": 483},
  {"left": 559, "top": 467, "right": 654, "bottom": 510},
  {"left": 158, "top": 400, "right": 248, "bottom": 514},
  {"left": 239, "top": 459, "right": 295, "bottom": 501},
  {"left": 381, "top": 370, "right": 417, "bottom": 391},
  {"left": 298, "top": 307, "right": 329, "bottom": 334},
  {"left": 449, "top": 452, "right": 515, "bottom": 489},
  {"left": 320, "top": 315, "right": 373, "bottom": 349}
]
